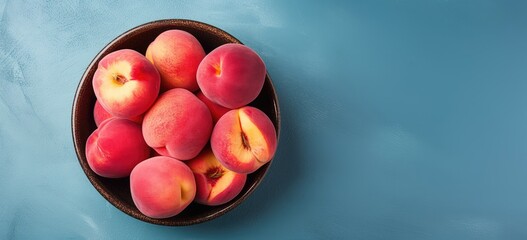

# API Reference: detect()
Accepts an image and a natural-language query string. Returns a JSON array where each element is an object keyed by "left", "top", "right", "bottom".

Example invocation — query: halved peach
[
  {"left": 186, "top": 148, "right": 247, "bottom": 206},
  {"left": 211, "top": 106, "right": 277, "bottom": 174}
]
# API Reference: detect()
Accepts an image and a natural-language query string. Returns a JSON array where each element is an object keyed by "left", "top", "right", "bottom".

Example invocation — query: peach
[
  {"left": 93, "top": 49, "right": 160, "bottom": 118},
  {"left": 196, "top": 91, "right": 230, "bottom": 123},
  {"left": 93, "top": 100, "right": 113, "bottom": 127},
  {"left": 211, "top": 106, "right": 277, "bottom": 174},
  {"left": 197, "top": 43, "right": 266, "bottom": 109},
  {"left": 146, "top": 30, "right": 206, "bottom": 91},
  {"left": 142, "top": 88, "right": 213, "bottom": 160},
  {"left": 186, "top": 148, "right": 247, "bottom": 206},
  {"left": 93, "top": 100, "right": 143, "bottom": 127},
  {"left": 85, "top": 118, "right": 150, "bottom": 178},
  {"left": 130, "top": 156, "right": 196, "bottom": 218}
]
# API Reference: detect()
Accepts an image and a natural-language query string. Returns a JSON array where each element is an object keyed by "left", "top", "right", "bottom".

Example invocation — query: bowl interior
[{"left": 72, "top": 19, "right": 280, "bottom": 226}]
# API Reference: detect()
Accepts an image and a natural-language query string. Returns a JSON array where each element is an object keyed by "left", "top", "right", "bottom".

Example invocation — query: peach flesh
[{"left": 187, "top": 149, "right": 247, "bottom": 206}]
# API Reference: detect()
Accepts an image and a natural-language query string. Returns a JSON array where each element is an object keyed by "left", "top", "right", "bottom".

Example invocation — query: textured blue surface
[{"left": 2, "top": 0, "right": 527, "bottom": 239}]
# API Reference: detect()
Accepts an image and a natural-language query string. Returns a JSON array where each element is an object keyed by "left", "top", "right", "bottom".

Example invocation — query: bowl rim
[{"left": 71, "top": 19, "right": 280, "bottom": 226}]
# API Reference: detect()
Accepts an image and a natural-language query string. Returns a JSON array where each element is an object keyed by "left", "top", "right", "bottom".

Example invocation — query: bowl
[{"left": 71, "top": 19, "right": 280, "bottom": 226}]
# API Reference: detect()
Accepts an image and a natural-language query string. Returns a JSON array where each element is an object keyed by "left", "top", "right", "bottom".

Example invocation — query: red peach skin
[
  {"left": 130, "top": 156, "right": 196, "bottom": 218},
  {"left": 187, "top": 148, "right": 247, "bottom": 206},
  {"left": 93, "top": 100, "right": 113, "bottom": 127},
  {"left": 85, "top": 118, "right": 150, "bottom": 178},
  {"left": 142, "top": 88, "right": 213, "bottom": 160},
  {"left": 93, "top": 100, "right": 143, "bottom": 127},
  {"left": 211, "top": 106, "right": 277, "bottom": 174},
  {"left": 93, "top": 49, "right": 160, "bottom": 118},
  {"left": 197, "top": 43, "right": 266, "bottom": 109},
  {"left": 196, "top": 91, "right": 230, "bottom": 123},
  {"left": 146, "top": 30, "right": 205, "bottom": 91}
]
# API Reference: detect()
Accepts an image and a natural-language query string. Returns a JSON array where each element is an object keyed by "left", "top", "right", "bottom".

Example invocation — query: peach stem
[{"left": 114, "top": 74, "right": 128, "bottom": 85}]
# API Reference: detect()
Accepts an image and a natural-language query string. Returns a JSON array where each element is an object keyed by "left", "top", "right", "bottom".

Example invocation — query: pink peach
[
  {"left": 146, "top": 30, "right": 205, "bottom": 91},
  {"left": 186, "top": 148, "right": 247, "bottom": 206},
  {"left": 93, "top": 100, "right": 143, "bottom": 127},
  {"left": 142, "top": 88, "right": 213, "bottom": 160},
  {"left": 85, "top": 118, "right": 150, "bottom": 178},
  {"left": 211, "top": 106, "right": 277, "bottom": 174},
  {"left": 197, "top": 43, "right": 266, "bottom": 109},
  {"left": 130, "top": 156, "right": 196, "bottom": 218},
  {"left": 196, "top": 91, "right": 230, "bottom": 123},
  {"left": 93, "top": 49, "right": 160, "bottom": 118}
]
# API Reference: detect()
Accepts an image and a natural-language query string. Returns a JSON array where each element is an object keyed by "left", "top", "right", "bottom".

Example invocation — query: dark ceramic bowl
[{"left": 71, "top": 19, "right": 280, "bottom": 226}]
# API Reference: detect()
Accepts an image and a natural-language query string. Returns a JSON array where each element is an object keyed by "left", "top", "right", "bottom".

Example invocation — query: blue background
[{"left": 2, "top": 0, "right": 527, "bottom": 239}]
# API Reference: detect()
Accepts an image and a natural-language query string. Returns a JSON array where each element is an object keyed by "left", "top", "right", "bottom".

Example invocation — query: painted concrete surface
[{"left": 1, "top": 1, "right": 527, "bottom": 239}]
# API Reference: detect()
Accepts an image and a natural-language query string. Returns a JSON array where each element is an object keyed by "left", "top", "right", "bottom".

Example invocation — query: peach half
[
  {"left": 85, "top": 118, "right": 150, "bottom": 178},
  {"left": 197, "top": 43, "right": 266, "bottom": 109},
  {"left": 142, "top": 88, "right": 213, "bottom": 160},
  {"left": 130, "top": 156, "right": 196, "bottom": 218},
  {"left": 92, "top": 49, "right": 160, "bottom": 118},
  {"left": 186, "top": 148, "right": 247, "bottom": 206},
  {"left": 146, "top": 30, "right": 205, "bottom": 91},
  {"left": 211, "top": 106, "right": 277, "bottom": 174}
]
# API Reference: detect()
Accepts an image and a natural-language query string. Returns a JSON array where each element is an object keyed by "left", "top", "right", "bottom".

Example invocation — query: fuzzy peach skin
[
  {"left": 146, "top": 30, "right": 205, "bottom": 91},
  {"left": 142, "top": 88, "right": 213, "bottom": 160},
  {"left": 93, "top": 100, "right": 114, "bottom": 127},
  {"left": 93, "top": 100, "right": 143, "bottom": 127},
  {"left": 197, "top": 43, "right": 266, "bottom": 109},
  {"left": 211, "top": 106, "right": 277, "bottom": 174},
  {"left": 186, "top": 148, "right": 247, "bottom": 206},
  {"left": 93, "top": 49, "right": 160, "bottom": 118},
  {"left": 85, "top": 118, "right": 150, "bottom": 178},
  {"left": 196, "top": 91, "right": 230, "bottom": 123},
  {"left": 130, "top": 156, "right": 196, "bottom": 218}
]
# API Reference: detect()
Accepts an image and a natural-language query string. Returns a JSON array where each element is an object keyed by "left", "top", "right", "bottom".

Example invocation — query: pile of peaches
[{"left": 86, "top": 30, "right": 277, "bottom": 219}]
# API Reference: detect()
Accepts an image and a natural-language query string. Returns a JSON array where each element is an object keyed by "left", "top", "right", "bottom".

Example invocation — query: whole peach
[
  {"left": 85, "top": 118, "right": 150, "bottom": 178},
  {"left": 146, "top": 30, "right": 205, "bottom": 91},
  {"left": 197, "top": 43, "right": 266, "bottom": 109},
  {"left": 93, "top": 49, "right": 160, "bottom": 118},
  {"left": 142, "top": 88, "right": 213, "bottom": 160},
  {"left": 130, "top": 156, "right": 196, "bottom": 218}
]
